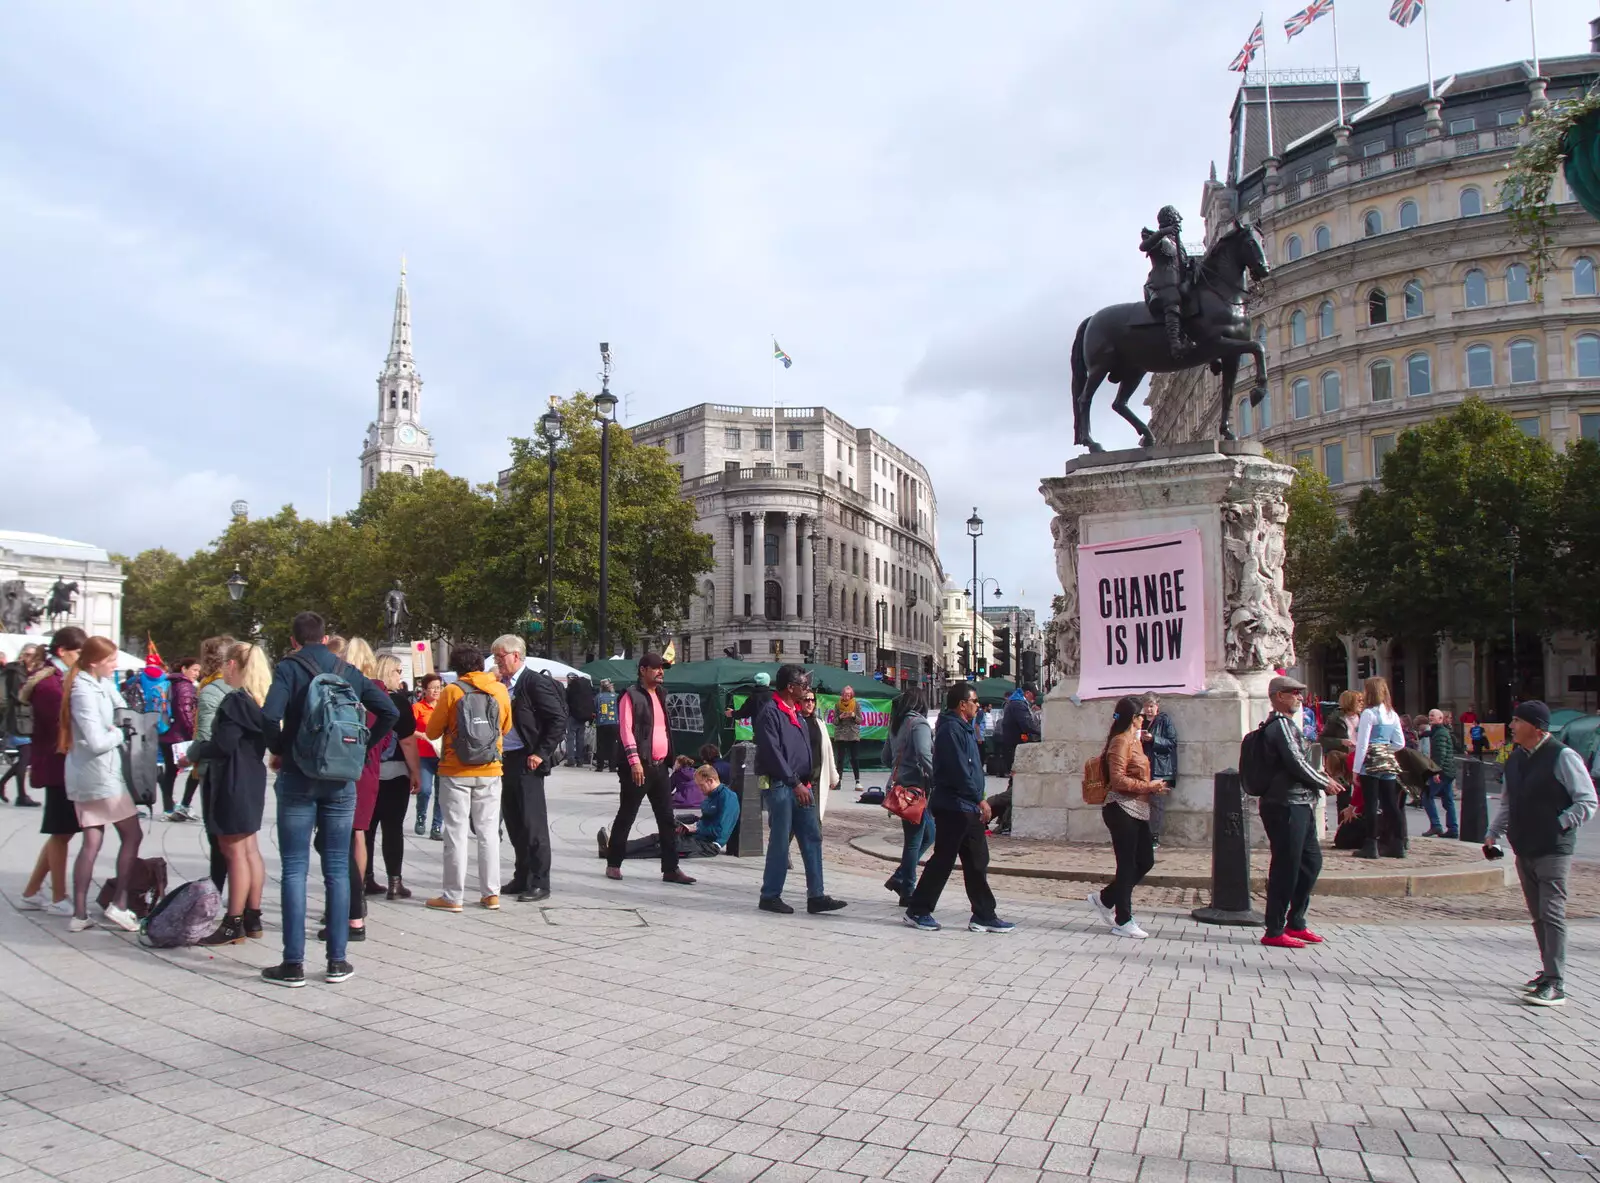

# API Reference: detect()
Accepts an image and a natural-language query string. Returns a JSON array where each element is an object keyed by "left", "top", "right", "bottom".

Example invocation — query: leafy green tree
[
  {"left": 1556, "top": 438, "right": 1600, "bottom": 641},
  {"left": 1282, "top": 461, "right": 1344, "bottom": 646},
  {"left": 1343, "top": 397, "right": 1563, "bottom": 692}
]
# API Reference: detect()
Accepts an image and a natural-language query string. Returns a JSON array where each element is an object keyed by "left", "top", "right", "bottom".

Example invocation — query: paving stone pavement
[{"left": 3, "top": 767, "right": 1599, "bottom": 1183}]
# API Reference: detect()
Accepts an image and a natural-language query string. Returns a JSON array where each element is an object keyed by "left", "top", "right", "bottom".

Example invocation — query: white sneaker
[
  {"left": 101, "top": 904, "right": 140, "bottom": 932},
  {"left": 46, "top": 899, "right": 74, "bottom": 916},
  {"left": 1087, "top": 891, "right": 1115, "bottom": 927},
  {"left": 20, "top": 891, "right": 46, "bottom": 910},
  {"left": 1111, "top": 919, "right": 1149, "bottom": 939},
  {"left": 68, "top": 916, "right": 95, "bottom": 933}
]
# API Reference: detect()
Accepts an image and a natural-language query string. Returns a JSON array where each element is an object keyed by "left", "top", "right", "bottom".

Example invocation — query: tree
[
  {"left": 1282, "top": 461, "right": 1344, "bottom": 646},
  {"left": 1556, "top": 438, "right": 1600, "bottom": 641},
  {"left": 1343, "top": 397, "right": 1563, "bottom": 698}
]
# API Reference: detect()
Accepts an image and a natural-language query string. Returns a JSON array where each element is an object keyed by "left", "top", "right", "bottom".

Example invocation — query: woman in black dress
[
  {"left": 181, "top": 642, "right": 270, "bottom": 946},
  {"left": 365, "top": 653, "right": 418, "bottom": 901}
]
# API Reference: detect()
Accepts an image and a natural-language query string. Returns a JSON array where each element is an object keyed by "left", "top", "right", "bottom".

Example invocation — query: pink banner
[{"left": 1077, "top": 529, "right": 1205, "bottom": 699}]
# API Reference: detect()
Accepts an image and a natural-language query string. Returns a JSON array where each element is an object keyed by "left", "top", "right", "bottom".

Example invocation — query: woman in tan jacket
[{"left": 1087, "top": 695, "right": 1170, "bottom": 939}]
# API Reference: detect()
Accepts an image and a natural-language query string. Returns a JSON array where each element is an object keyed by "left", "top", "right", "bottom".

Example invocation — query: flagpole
[
  {"left": 1528, "top": 0, "right": 1540, "bottom": 77},
  {"left": 770, "top": 337, "right": 778, "bottom": 453},
  {"left": 1422, "top": 0, "right": 1435, "bottom": 99},
  {"left": 1260, "top": 12, "right": 1276, "bottom": 157},
  {"left": 1331, "top": 0, "right": 1345, "bottom": 126}
]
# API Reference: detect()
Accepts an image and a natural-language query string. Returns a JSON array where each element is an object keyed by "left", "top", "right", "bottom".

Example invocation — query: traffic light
[
  {"left": 993, "top": 627, "right": 1011, "bottom": 677},
  {"left": 957, "top": 638, "right": 971, "bottom": 676},
  {"left": 1020, "top": 650, "right": 1039, "bottom": 685}
]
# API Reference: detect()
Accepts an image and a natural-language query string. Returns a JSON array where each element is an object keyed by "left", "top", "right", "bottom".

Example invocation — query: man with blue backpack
[{"left": 260, "top": 611, "right": 398, "bottom": 988}]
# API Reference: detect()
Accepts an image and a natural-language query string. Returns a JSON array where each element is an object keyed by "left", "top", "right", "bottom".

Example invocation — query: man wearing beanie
[{"left": 1485, "top": 700, "right": 1598, "bottom": 1007}]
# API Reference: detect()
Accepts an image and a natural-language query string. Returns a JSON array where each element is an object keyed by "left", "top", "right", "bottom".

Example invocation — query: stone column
[
  {"left": 731, "top": 514, "right": 745, "bottom": 620},
  {"left": 799, "top": 516, "right": 813, "bottom": 620},
  {"left": 1341, "top": 634, "right": 1358, "bottom": 692},
  {"left": 1437, "top": 637, "right": 1453, "bottom": 708},
  {"left": 783, "top": 513, "right": 798, "bottom": 621}
]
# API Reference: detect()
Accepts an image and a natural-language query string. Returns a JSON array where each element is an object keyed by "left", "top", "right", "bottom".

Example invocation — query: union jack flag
[
  {"left": 1284, "top": 0, "right": 1333, "bottom": 40},
  {"left": 1228, "top": 18, "right": 1264, "bottom": 73},
  {"left": 1388, "top": 0, "right": 1424, "bottom": 27}
]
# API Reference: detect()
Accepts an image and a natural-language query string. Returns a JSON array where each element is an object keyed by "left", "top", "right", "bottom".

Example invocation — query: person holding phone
[{"left": 1086, "top": 695, "right": 1170, "bottom": 939}]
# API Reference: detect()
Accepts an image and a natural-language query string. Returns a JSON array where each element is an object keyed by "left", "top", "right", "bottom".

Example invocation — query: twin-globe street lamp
[
  {"left": 966, "top": 508, "right": 983, "bottom": 677},
  {"left": 538, "top": 397, "right": 563, "bottom": 659}
]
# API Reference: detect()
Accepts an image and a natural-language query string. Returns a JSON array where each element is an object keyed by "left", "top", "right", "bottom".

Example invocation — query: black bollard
[
  {"left": 729, "top": 742, "right": 762, "bottom": 858},
  {"left": 1191, "top": 769, "right": 1264, "bottom": 926},
  {"left": 1459, "top": 758, "right": 1489, "bottom": 843}
]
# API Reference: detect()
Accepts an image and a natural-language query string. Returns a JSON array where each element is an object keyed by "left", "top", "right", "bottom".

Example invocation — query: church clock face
[{"left": 398, "top": 424, "right": 418, "bottom": 445}]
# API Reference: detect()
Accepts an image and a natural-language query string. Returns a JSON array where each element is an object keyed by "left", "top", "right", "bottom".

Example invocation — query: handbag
[
  {"left": 1082, "top": 754, "right": 1108, "bottom": 805},
  {"left": 882, "top": 725, "right": 927, "bottom": 824}
]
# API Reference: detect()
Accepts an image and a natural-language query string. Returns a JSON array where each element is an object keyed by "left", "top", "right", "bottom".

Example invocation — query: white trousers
[{"left": 438, "top": 774, "right": 503, "bottom": 903}]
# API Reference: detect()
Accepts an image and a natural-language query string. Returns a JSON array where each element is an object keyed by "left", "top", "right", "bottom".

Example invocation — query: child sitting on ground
[{"left": 600, "top": 764, "right": 740, "bottom": 860}]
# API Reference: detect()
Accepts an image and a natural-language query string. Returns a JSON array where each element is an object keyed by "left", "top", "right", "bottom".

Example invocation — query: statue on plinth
[
  {"left": 1071, "top": 214, "right": 1271, "bottom": 452},
  {"left": 383, "top": 580, "right": 410, "bottom": 644},
  {"left": 46, "top": 579, "right": 78, "bottom": 627}
]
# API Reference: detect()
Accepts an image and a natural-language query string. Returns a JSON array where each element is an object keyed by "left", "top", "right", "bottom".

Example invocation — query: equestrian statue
[
  {"left": 1071, "top": 209, "right": 1270, "bottom": 452},
  {"left": 46, "top": 579, "right": 78, "bottom": 627}
]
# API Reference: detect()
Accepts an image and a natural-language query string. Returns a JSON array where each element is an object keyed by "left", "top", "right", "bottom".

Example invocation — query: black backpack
[{"left": 1238, "top": 717, "right": 1275, "bottom": 797}]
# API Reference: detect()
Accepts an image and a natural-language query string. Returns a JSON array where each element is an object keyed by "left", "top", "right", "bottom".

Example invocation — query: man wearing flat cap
[
  {"left": 1486, "top": 700, "right": 1598, "bottom": 1007},
  {"left": 1258, "top": 674, "right": 1337, "bottom": 949}
]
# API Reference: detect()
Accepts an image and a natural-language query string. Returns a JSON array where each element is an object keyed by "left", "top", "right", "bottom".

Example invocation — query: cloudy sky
[{"left": 2, "top": 0, "right": 1590, "bottom": 621}]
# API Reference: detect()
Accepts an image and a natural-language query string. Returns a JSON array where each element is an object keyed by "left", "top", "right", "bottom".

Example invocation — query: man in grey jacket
[
  {"left": 1141, "top": 694, "right": 1178, "bottom": 848},
  {"left": 1486, "top": 700, "right": 1598, "bottom": 1007},
  {"left": 1257, "top": 675, "right": 1336, "bottom": 950}
]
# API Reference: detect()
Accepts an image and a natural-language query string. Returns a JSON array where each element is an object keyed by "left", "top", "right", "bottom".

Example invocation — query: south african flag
[{"left": 773, "top": 340, "right": 793, "bottom": 369}]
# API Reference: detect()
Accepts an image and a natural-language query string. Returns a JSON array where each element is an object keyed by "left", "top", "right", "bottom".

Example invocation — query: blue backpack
[{"left": 289, "top": 652, "right": 369, "bottom": 782}]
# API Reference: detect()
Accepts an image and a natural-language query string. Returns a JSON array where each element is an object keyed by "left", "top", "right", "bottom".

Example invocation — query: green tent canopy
[{"left": 971, "top": 677, "right": 1019, "bottom": 707}]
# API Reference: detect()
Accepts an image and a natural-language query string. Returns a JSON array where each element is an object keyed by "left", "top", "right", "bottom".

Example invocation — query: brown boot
[{"left": 386, "top": 876, "right": 411, "bottom": 901}]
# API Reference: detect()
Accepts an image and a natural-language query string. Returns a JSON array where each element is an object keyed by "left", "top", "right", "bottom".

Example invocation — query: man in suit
[{"left": 491, "top": 635, "right": 567, "bottom": 902}]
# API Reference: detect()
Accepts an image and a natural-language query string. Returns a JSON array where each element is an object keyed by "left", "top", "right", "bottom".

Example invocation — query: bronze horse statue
[{"left": 1071, "top": 217, "right": 1270, "bottom": 452}]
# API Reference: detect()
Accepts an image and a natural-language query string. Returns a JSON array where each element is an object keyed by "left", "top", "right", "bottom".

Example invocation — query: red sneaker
[
  {"left": 1284, "top": 928, "right": 1324, "bottom": 944},
  {"left": 1261, "top": 933, "right": 1307, "bottom": 948}
]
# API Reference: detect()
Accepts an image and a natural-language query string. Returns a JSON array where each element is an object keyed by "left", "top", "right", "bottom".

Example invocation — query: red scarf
[{"left": 772, "top": 694, "right": 804, "bottom": 729}]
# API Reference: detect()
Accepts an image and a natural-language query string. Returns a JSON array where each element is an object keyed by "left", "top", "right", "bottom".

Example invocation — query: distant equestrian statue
[
  {"left": 46, "top": 579, "right": 78, "bottom": 627},
  {"left": 1071, "top": 214, "right": 1271, "bottom": 452}
]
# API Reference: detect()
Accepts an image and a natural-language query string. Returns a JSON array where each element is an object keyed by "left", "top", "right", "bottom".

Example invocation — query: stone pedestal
[
  {"left": 1016, "top": 442, "right": 1298, "bottom": 847},
  {"left": 379, "top": 641, "right": 418, "bottom": 686}
]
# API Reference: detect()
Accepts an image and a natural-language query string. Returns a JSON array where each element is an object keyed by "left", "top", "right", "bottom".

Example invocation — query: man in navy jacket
[{"left": 754, "top": 664, "right": 845, "bottom": 916}]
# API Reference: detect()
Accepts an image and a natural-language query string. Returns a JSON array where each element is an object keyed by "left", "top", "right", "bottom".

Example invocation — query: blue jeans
[
  {"left": 275, "top": 770, "right": 355, "bottom": 965},
  {"left": 888, "top": 811, "right": 935, "bottom": 895},
  {"left": 414, "top": 756, "right": 441, "bottom": 832},
  {"left": 1423, "top": 775, "right": 1458, "bottom": 835},
  {"left": 565, "top": 717, "right": 590, "bottom": 765},
  {"left": 761, "top": 781, "right": 825, "bottom": 901}
]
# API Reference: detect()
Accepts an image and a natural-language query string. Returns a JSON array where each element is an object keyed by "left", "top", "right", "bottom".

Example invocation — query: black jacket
[
  {"left": 754, "top": 698, "right": 812, "bottom": 785},
  {"left": 1263, "top": 711, "right": 1330, "bottom": 805},
  {"left": 513, "top": 669, "right": 568, "bottom": 775},
  {"left": 566, "top": 677, "right": 596, "bottom": 722},
  {"left": 186, "top": 689, "right": 267, "bottom": 820},
  {"left": 930, "top": 710, "right": 985, "bottom": 813}
]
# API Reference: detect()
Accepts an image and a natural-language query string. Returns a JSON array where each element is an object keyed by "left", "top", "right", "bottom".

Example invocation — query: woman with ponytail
[
  {"left": 1086, "top": 695, "right": 1170, "bottom": 939},
  {"left": 60, "top": 636, "right": 143, "bottom": 932}
]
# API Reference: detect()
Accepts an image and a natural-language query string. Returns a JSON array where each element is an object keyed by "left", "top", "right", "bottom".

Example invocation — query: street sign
[
  {"left": 873, "top": 671, "right": 883, "bottom": 681},
  {"left": 847, "top": 651, "right": 866, "bottom": 673}
]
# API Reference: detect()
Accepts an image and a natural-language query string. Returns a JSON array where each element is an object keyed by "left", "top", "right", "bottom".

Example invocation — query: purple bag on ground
[{"left": 140, "top": 879, "right": 223, "bottom": 948}]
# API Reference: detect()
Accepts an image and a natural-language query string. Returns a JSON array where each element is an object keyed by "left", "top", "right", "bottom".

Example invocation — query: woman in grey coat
[
  {"left": 62, "top": 637, "right": 143, "bottom": 932},
  {"left": 883, "top": 687, "right": 934, "bottom": 908}
]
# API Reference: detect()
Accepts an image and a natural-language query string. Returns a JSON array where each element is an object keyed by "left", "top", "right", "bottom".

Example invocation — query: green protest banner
[{"left": 731, "top": 692, "right": 893, "bottom": 742}]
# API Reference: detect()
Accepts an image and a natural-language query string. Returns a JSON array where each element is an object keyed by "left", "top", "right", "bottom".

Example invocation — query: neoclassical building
[
  {"left": 1148, "top": 49, "right": 1600, "bottom": 716},
  {"left": 359, "top": 264, "right": 437, "bottom": 492},
  {"left": 631, "top": 404, "right": 942, "bottom": 682},
  {"left": 0, "top": 531, "right": 125, "bottom": 644}
]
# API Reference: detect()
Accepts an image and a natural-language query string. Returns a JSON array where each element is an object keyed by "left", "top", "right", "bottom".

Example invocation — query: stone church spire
[{"left": 359, "top": 257, "right": 436, "bottom": 492}]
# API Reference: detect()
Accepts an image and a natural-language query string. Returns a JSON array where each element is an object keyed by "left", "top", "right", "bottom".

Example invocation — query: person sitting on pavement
[
  {"left": 699, "top": 742, "right": 731, "bottom": 786},
  {"left": 1485, "top": 700, "right": 1598, "bottom": 1008},
  {"left": 599, "top": 764, "right": 740, "bottom": 861},
  {"left": 669, "top": 754, "right": 702, "bottom": 808}
]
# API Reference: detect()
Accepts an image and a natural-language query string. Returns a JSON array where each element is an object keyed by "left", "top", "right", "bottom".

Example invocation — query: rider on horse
[{"left": 1140, "top": 205, "right": 1193, "bottom": 359}]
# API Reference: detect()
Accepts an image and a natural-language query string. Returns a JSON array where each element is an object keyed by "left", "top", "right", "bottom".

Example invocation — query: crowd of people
[{"left": 7, "top": 623, "right": 1595, "bottom": 1006}]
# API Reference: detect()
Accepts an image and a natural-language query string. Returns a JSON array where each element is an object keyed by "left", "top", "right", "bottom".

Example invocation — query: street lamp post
[
  {"left": 967, "top": 575, "right": 1001, "bottom": 674},
  {"left": 539, "top": 397, "right": 563, "bottom": 660},
  {"left": 876, "top": 595, "right": 887, "bottom": 677},
  {"left": 594, "top": 344, "right": 618, "bottom": 661},
  {"left": 225, "top": 564, "right": 248, "bottom": 637},
  {"left": 966, "top": 508, "right": 983, "bottom": 679}
]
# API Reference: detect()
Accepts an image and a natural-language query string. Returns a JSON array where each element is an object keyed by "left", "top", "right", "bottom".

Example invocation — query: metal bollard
[
  {"left": 1459, "top": 758, "right": 1489, "bottom": 843},
  {"left": 729, "top": 742, "right": 762, "bottom": 858},
  {"left": 1191, "top": 769, "right": 1264, "bottom": 926}
]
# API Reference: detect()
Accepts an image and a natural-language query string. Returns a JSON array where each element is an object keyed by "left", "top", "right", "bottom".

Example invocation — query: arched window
[
  {"left": 1506, "top": 263, "right": 1531, "bottom": 303},
  {"left": 401, "top": 464, "right": 415, "bottom": 477},
  {"left": 1238, "top": 397, "right": 1254, "bottom": 436},
  {"left": 1399, "top": 199, "right": 1420, "bottom": 229},
  {"left": 1290, "top": 310, "right": 1307, "bottom": 346},
  {"left": 1368, "top": 289, "right": 1389, "bottom": 325},
  {"left": 1255, "top": 322, "right": 1267, "bottom": 349},
  {"left": 1406, "top": 352, "right": 1432, "bottom": 396},
  {"left": 1315, "top": 224, "right": 1332, "bottom": 252},
  {"left": 389, "top": 391, "right": 398, "bottom": 409},
  {"left": 1464, "top": 268, "right": 1488, "bottom": 307},
  {"left": 1285, "top": 234, "right": 1303, "bottom": 262},
  {"left": 1318, "top": 300, "right": 1335, "bottom": 338},
  {"left": 852, "top": 590, "right": 859, "bottom": 625},
  {"left": 1257, "top": 390, "right": 1271, "bottom": 430},
  {"left": 1576, "top": 333, "right": 1600, "bottom": 377},
  {"left": 763, "top": 530, "right": 779, "bottom": 566},
  {"left": 703, "top": 580, "right": 715, "bottom": 622},
  {"left": 1575, "top": 257, "right": 1597, "bottom": 297},
  {"left": 1466, "top": 343, "right": 1494, "bottom": 388},
  {"left": 1460, "top": 187, "right": 1483, "bottom": 217},
  {"left": 1509, "top": 338, "right": 1538, "bottom": 384},
  {"left": 1292, "top": 378, "right": 1311, "bottom": 419},
  {"left": 1369, "top": 359, "right": 1394, "bottom": 402},
  {"left": 764, "top": 580, "right": 782, "bottom": 621},
  {"left": 401, "top": 391, "right": 410, "bottom": 409},
  {"left": 1320, "top": 370, "right": 1342, "bottom": 413},
  {"left": 1363, "top": 210, "right": 1383, "bottom": 237},
  {"left": 1404, "top": 280, "right": 1425, "bottom": 319}
]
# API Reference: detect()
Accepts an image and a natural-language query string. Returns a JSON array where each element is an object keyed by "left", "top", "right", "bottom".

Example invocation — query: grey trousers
[{"left": 1516, "top": 852, "right": 1571, "bottom": 987}]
